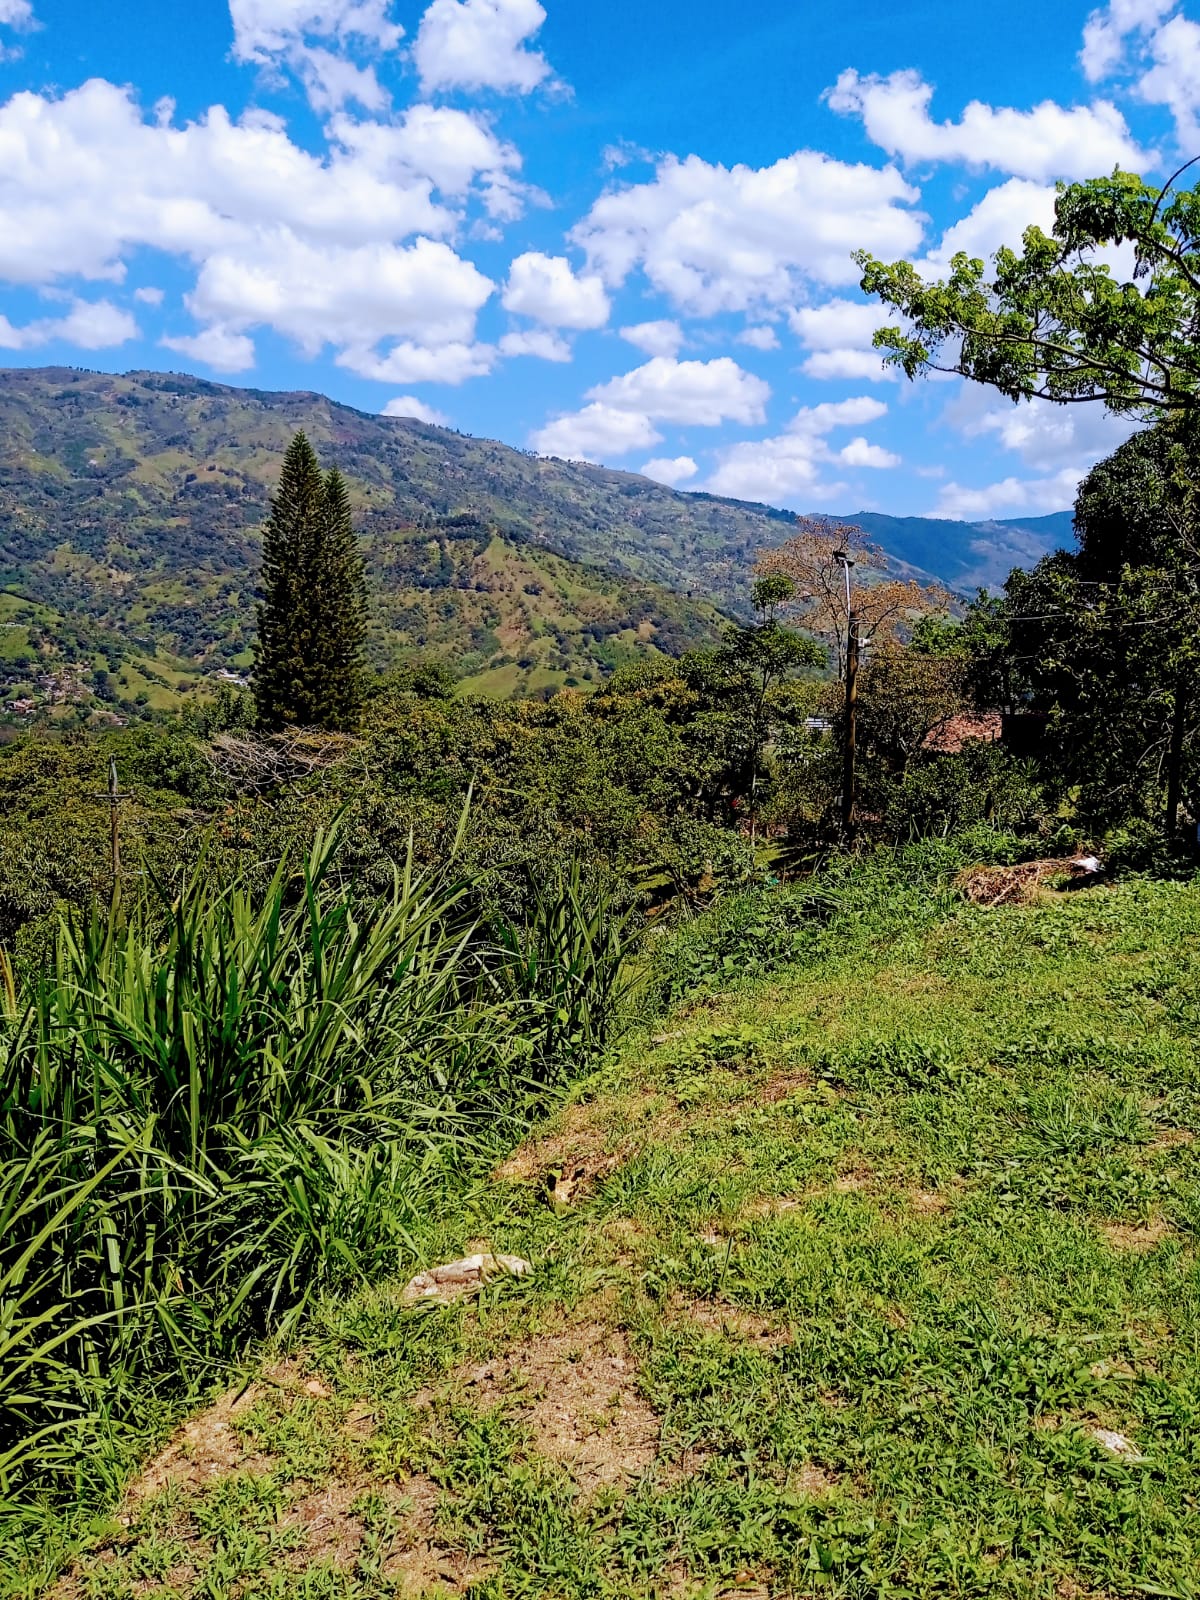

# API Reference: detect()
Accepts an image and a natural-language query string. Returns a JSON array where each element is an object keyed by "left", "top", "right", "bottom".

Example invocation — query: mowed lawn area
[{"left": 29, "top": 874, "right": 1200, "bottom": 1600}]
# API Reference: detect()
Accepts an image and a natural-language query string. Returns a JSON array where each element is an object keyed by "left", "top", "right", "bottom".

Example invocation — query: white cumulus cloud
[
  {"left": 502, "top": 251, "right": 609, "bottom": 328},
  {"left": 585, "top": 356, "right": 770, "bottom": 426},
  {"left": 1078, "top": 3, "right": 1200, "bottom": 148},
  {"left": 919, "top": 178, "right": 1058, "bottom": 271},
  {"left": 789, "top": 298, "right": 883, "bottom": 350},
  {"left": 944, "top": 386, "right": 1139, "bottom": 472},
  {"left": 706, "top": 396, "right": 891, "bottom": 505},
  {"left": 338, "top": 338, "right": 495, "bottom": 383},
  {"left": 162, "top": 325, "right": 256, "bottom": 370},
  {"left": 572, "top": 150, "right": 922, "bottom": 315},
  {"left": 531, "top": 403, "right": 662, "bottom": 462},
  {"left": 826, "top": 68, "right": 1150, "bottom": 181},
  {"left": 0, "top": 297, "right": 138, "bottom": 350},
  {"left": 229, "top": 0, "right": 404, "bottom": 111},
  {"left": 790, "top": 297, "right": 894, "bottom": 382},
  {"left": 1080, "top": 0, "right": 1176, "bottom": 80},
  {"left": 737, "top": 325, "right": 779, "bottom": 351},
  {"left": 498, "top": 327, "right": 571, "bottom": 360},
  {"left": 0, "top": 0, "right": 34, "bottom": 26},
  {"left": 839, "top": 436, "right": 900, "bottom": 468},
  {"left": 186, "top": 233, "right": 493, "bottom": 366},
  {"left": 230, "top": 0, "right": 403, "bottom": 57},
  {"left": 641, "top": 455, "right": 698, "bottom": 487},
  {"left": 803, "top": 349, "right": 893, "bottom": 382},
  {"left": 381, "top": 393, "right": 450, "bottom": 423},
  {"left": 328, "top": 105, "right": 526, "bottom": 215},
  {"left": 0, "top": 81, "right": 504, "bottom": 378},
  {"left": 936, "top": 469, "right": 1084, "bottom": 520},
  {"left": 1137, "top": 13, "right": 1200, "bottom": 146},
  {"left": 414, "top": 0, "right": 553, "bottom": 95},
  {"left": 619, "top": 319, "right": 683, "bottom": 357}
]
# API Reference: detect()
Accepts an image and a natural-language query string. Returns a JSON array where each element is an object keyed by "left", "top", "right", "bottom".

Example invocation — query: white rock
[
  {"left": 1091, "top": 1426, "right": 1146, "bottom": 1461},
  {"left": 401, "top": 1253, "right": 532, "bottom": 1306}
]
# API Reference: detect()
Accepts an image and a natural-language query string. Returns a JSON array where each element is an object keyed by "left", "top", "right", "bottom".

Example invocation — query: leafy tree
[
  {"left": 703, "top": 578, "right": 825, "bottom": 837},
  {"left": 855, "top": 168, "right": 1200, "bottom": 416},
  {"left": 857, "top": 645, "right": 968, "bottom": 779},
  {"left": 254, "top": 434, "right": 367, "bottom": 731},
  {"left": 983, "top": 419, "right": 1200, "bottom": 834}
]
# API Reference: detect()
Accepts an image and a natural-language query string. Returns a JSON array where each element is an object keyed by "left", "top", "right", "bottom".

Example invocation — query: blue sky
[{"left": 0, "top": 0, "right": 1195, "bottom": 520}]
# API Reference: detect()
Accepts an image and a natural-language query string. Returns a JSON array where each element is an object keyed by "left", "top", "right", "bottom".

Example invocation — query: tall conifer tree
[{"left": 254, "top": 433, "right": 368, "bottom": 731}]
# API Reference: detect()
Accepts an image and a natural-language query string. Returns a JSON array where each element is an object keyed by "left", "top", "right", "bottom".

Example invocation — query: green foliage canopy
[{"left": 856, "top": 169, "right": 1200, "bottom": 416}]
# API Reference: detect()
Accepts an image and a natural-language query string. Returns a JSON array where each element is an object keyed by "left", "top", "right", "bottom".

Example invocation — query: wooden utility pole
[{"left": 840, "top": 613, "right": 860, "bottom": 838}]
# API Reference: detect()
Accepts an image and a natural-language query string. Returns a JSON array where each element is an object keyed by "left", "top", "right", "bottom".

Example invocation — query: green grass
[{"left": 10, "top": 867, "right": 1199, "bottom": 1597}]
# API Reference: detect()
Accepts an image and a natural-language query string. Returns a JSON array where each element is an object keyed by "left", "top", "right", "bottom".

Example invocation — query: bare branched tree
[
  {"left": 757, "top": 519, "right": 951, "bottom": 678},
  {"left": 208, "top": 729, "right": 360, "bottom": 795}
]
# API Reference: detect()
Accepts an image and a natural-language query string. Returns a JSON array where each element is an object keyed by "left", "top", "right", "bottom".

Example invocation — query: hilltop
[{"left": 0, "top": 366, "right": 1071, "bottom": 715}]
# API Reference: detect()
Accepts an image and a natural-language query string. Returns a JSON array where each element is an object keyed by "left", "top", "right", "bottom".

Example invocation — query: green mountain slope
[
  {"left": 0, "top": 365, "right": 1073, "bottom": 718},
  {"left": 846, "top": 508, "right": 1073, "bottom": 590},
  {"left": 0, "top": 367, "right": 738, "bottom": 715}
]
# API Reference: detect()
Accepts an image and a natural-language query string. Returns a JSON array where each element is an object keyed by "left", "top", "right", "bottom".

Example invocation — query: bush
[
  {"left": 642, "top": 882, "right": 834, "bottom": 1011},
  {"left": 869, "top": 743, "right": 1046, "bottom": 842}
]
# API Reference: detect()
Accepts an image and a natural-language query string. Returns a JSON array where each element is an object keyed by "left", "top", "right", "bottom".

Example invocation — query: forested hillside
[
  {"left": 0, "top": 367, "right": 1069, "bottom": 717},
  {"left": 0, "top": 368, "right": 745, "bottom": 713}
]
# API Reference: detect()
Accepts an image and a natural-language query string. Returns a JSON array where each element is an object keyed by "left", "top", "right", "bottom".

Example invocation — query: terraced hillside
[{"left": 0, "top": 367, "right": 741, "bottom": 714}]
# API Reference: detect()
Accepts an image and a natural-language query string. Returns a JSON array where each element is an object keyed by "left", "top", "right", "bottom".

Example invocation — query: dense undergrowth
[{"left": 0, "top": 829, "right": 980, "bottom": 1540}]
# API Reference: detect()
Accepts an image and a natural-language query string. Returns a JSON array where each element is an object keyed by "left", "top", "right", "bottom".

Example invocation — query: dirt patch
[
  {"left": 678, "top": 1297, "right": 790, "bottom": 1348},
  {"left": 377, "top": 1477, "right": 493, "bottom": 1596},
  {"left": 129, "top": 1379, "right": 280, "bottom": 1500},
  {"left": 833, "top": 1163, "right": 875, "bottom": 1193},
  {"left": 287, "top": 1475, "right": 492, "bottom": 1594},
  {"left": 284, "top": 1480, "right": 367, "bottom": 1567},
  {"left": 749, "top": 1070, "right": 812, "bottom": 1105},
  {"left": 1149, "top": 1127, "right": 1195, "bottom": 1152},
  {"left": 908, "top": 1189, "right": 951, "bottom": 1216},
  {"left": 462, "top": 1323, "right": 660, "bottom": 1492},
  {"left": 742, "top": 1195, "right": 804, "bottom": 1221},
  {"left": 1100, "top": 1217, "right": 1172, "bottom": 1253},
  {"left": 663, "top": 1568, "right": 775, "bottom": 1599},
  {"left": 793, "top": 1462, "right": 839, "bottom": 1496},
  {"left": 495, "top": 1091, "right": 670, "bottom": 1205},
  {"left": 1055, "top": 1579, "right": 1117, "bottom": 1600}
]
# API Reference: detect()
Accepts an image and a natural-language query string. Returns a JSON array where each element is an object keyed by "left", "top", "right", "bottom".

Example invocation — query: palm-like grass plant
[{"left": 0, "top": 823, "right": 638, "bottom": 1511}]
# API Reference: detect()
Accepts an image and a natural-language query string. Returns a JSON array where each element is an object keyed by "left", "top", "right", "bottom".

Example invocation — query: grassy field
[{"left": 11, "top": 866, "right": 1200, "bottom": 1599}]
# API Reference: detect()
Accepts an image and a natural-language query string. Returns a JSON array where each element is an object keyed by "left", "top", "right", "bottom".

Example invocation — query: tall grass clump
[{"left": 0, "top": 825, "right": 636, "bottom": 1517}]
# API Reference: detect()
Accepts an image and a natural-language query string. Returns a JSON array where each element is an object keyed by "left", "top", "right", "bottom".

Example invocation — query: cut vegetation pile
[
  {"left": 14, "top": 861, "right": 1200, "bottom": 1599},
  {"left": 954, "top": 858, "right": 1078, "bottom": 907}
]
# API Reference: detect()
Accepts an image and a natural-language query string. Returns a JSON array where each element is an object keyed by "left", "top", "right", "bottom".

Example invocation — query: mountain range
[{"left": 0, "top": 366, "right": 1073, "bottom": 719}]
